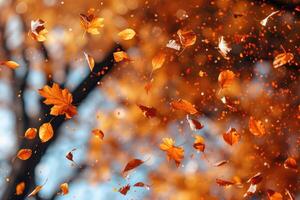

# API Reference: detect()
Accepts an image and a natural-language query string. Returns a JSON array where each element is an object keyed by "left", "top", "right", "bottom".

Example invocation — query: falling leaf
[
  {"left": 17, "top": 149, "right": 32, "bottom": 160},
  {"left": 273, "top": 52, "right": 294, "bottom": 68},
  {"left": 122, "top": 159, "right": 144, "bottom": 174},
  {"left": 223, "top": 127, "right": 241, "bottom": 146},
  {"left": 27, "top": 179, "right": 47, "bottom": 198},
  {"left": 170, "top": 99, "right": 198, "bottom": 115},
  {"left": 118, "top": 28, "right": 136, "bottom": 40},
  {"left": 118, "top": 184, "right": 130, "bottom": 195},
  {"left": 39, "top": 123, "right": 54, "bottom": 143},
  {"left": 80, "top": 8, "right": 104, "bottom": 35},
  {"left": 113, "top": 51, "right": 129, "bottom": 62},
  {"left": 187, "top": 115, "right": 203, "bottom": 131},
  {"left": 144, "top": 80, "right": 153, "bottom": 94},
  {"left": 284, "top": 157, "right": 297, "bottom": 170},
  {"left": 260, "top": 11, "right": 280, "bottom": 26},
  {"left": 133, "top": 182, "right": 150, "bottom": 188},
  {"left": 249, "top": 117, "right": 266, "bottom": 136},
  {"left": 15, "top": 182, "right": 25, "bottom": 195},
  {"left": 29, "top": 19, "right": 48, "bottom": 42},
  {"left": 218, "top": 36, "right": 231, "bottom": 59},
  {"left": 138, "top": 105, "right": 157, "bottom": 118},
  {"left": 0, "top": 61, "right": 19, "bottom": 69},
  {"left": 66, "top": 148, "right": 77, "bottom": 162},
  {"left": 152, "top": 52, "right": 166, "bottom": 72},
  {"left": 39, "top": 83, "right": 77, "bottom": 119},
  {"left": 218, "top": 70, "right": 235, "bottom": 89},
  {"left": 92, "top": 129, "right": 104, "bottom": 140},
  {"left": 213, "top": 160, "right": 229, "bottom": 167},
  {"left": 177, "top": 29, "right": 196, "bottom": 47},
  {"left": 166, "top": 40, "right": 181, "bottom": 51},
  {"left": 59, "top": 183, "right": 69, "bottom": 195},
  {"left": 285, "top": 189, "right": 295, "bottom": 200},
  {"left": 24, "top": 128, "right": 37, "bottom": 140},
  {"left": 193, "top": 135, "right": 205, "bottom": 152},
  {"left": 84, "top": 52, "right": 95, "bottom": 71},
  {"left": 160, "top": 138, "right": 184, "bottom": 167},
  {"left": 216, "top": 178, "right": 234, "bottom": 186},
  {"left": 244, "top": 184, "right": 257, "bottom": 197},
  {"left": 247, "top": 172, "right": 263, "bottom": 185},
  {"left": 267, "top": 189, "right": 283, "bottom": 200}
]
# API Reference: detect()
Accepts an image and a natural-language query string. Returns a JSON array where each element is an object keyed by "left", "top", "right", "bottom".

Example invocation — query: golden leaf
[
  {"left": 60, "top": 183, "right": 69, "bottom": 195},
  {"left": 152, "top": 52, "right": 166, "bottom": 72},
  {"left": 193, "top": 135, "right": 205, "bottom": 152},
  {"left": 17, "top": 149, "right": 32, "bottom": 160},
  {"left": 218, "top": 70, "right": 235, "bottom": 89},
  {"left": 80, "top": 9, "right": 104, "bottom": 35},
  {"left": 160, "top": 138, "right": 184, "bottom": 167},
  {"left": 84, "top": 52, "right": 95, "bottom": 71},
  {"left": 223, "top": 127, "right": 241, "bottom": 146},
  {"left": 177, "top": 29, "right": 196, "bottom": 47},
  {"left": 273, "top": 52, "right": 294, "bottom": 68},
  {"left": 29, "top": 19, "right": 48, "bottom": 42},
  {"left": 39, "top": 83, "right": 77, "bottom": 119},
  {"left": 170, "top": 99, "right": 198, "bottom": 114},
  {"left": 24, "top": 128, "right": 37, "bottom": 140},
  {"left": 118, "top": 28, "right": 136, "bottom": 40},
  {"left": 39, "top": 122, "right": 54, "bottom": 143},
  {"left": 0, "top": 61, "right": 19, "bottom": 69},
  {"left": 249, "top": 117, "right": 266, "bottom": 136},
  {"left": 113, "top": 51, "right": 129, "bottom": 62},
  {"left": 92, "top": 129, "right": 104, "bottom": 140}
]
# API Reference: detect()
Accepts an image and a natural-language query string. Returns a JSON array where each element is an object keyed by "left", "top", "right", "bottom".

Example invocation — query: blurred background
[{"left": 0, "top": 0, "right": 299, "bottom": 199}]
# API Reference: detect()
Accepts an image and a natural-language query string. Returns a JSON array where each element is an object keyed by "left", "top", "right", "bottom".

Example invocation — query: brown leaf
[
  {"left": 59, "top": 183, "right": 69, "bottom": 195},
  {"left": 84, "top": 52, "right": 95, "bottom": 71},
  {"left": 284, "top": 157, "right": 297, "bottom": 170},
  {"left": 152, "top": 52, "right": 166, "bottom": 71},
  {"left": 0, "top": 61, "right": 19, "bottom": 69},
  {"left": 249, "top": 117, "right": 266, "bottom": 136},
  {"left": 267, "top": 189, "right": 283, "bottom": 200},
  {"left": 80, "top": 8, "right": 104, "bottom": 35},
  {"left": 177, "top": 29, "right": 196, "bottom": 47},
  {"left": 113, "top": 51, "right": 129, "bottom": 62},
  {"left": 24, "top": 128, "right": 37, "bottom": 140},
  {"left": 223, "top": 127, "right": 241, "bottom": 146},
  {"left": 273, "top": 52, "right": 294, "bottom": 68},
  {"left": 170, "top": 99, "right": 198, "bottom": 115},
  {"left": 118, "top": 184, "right": 130, "bottom": 195},
  {"left": 216, "top": 178, "right": 234, "bottom": 186},
  {"left": 29, "top": 19, "right": 48, "bottom": 42},
  {"left": 133, "top": 182, "right": 150, "bottom": 188},
  {"left": 122, "top": 159, "right": 144, "bottom": 174},
  {"left": 187, "top": 115, "right": 203, "bottom": 131},
  {"left": 17, "top": 149, "right": 32, "bottom": 160},
  {"left": 66, "top": 148, "right": 77, "bottom": 162},
  {"left": 213, "top": 160, "right": 229, "bottom": 167},
  {"left": 39, "top": 123, "right": 54, "bottom": 143},
  {"left": 92, "top": 129, "right": 104, "bottom": 140},
  {"left": 193, "top": 135, "right": 205, "bottom": 152},
  {"left": 138, "top": 105, "right": 157, "bottom": 118},
  {"left": 160, "top": 138, "right": 184, "bottom": 167},
  {"left": 218, "top": 70, "right": 235, "bottom": 89},
  {"left": 39, "top": 83, "right": 77, "bottom": 119},
  {"left": 118, "top": 28, "right": 136, "bottom": 40},
  {"left": 247, "top": 172, "right": 263, "bottom": 185},
  {"left": 15, "top": 182, "right": 25, "bottom": 195}
]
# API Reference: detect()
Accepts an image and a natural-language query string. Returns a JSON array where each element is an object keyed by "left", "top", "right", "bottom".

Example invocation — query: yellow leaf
[
  {"left": 160, "top": 138, "right": 184, "bottom": 167},
  {"left": 0, "top": 61, "right": 19, "bottom": 69},
  {"left": 113, "top": 51, "right": 129, "bottom": 62},
  {"left": 84, "top": 52, "right": 95, "bottom": 71},
  {"left": 118, "top": 28, "right": 136, "bottom": 40},
  {"left": 80, "top": 9, "right": 104, "bottom": 35},
  {"left": 39, "top": 122, "right": 54, "bottom": 143}
]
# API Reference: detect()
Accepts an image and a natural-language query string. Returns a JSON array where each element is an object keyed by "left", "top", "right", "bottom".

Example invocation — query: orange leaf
[
  {"left": 118, "top": 28, "right": 136, "bottom": 40},
  {"left": 152, "top": 52, "right": 166, "bottom": 71},
  {"left": 0, "top": 61, "right": 19, "bottom": 69},
  {"left": 249, "top": 117, "right": 266, "bottom": 136},
  {"left": 160, "top": 138, "right": 184, "bottom": 167},
  {"left": 84, "top": 52, "right": 95, "bottom": 71},
  {"left": 59, "top": 183, "right": 69, "bottom": 195},
  {"left": 92, "top": 129, "right": 104, "bottom": 140},
  {"left": 247, "top": 172, "right": 263, "bottom": 185},
  {"left": 39, "top": 123, "right": 54, "bottom": 143},
  {"left": 133, "top": 182, "right": 150, "bottom": 188},
  {"left": 193, "top": 135, "right": 205, "bottom": 152},
  {"left": 118, "top": 184, "right": 130, "bottom": 195},
  {"left": 29, "top": 19, "right": 48, "bottom": 42},
  {"left": 28, "top": 185, "right": 43, "bottom": 197},
  {"left": 177, "top": 29, "right": 196, "bottom": 47},
  {"left": 216, "top": 178, "right": 234, "bottom": 186},
  {"left": 24, "top": 128, "right": 37, "bottom": 140},
  {"left": 138, "top": 104, "right": 157, "bottom": 118},
  {"left": 267, "top": 189, "right": 283, "bottom": 200},
  {"left": 122, "top": 159, "right": 144, "bottom": 174},
  {"left": 39, "top": 83, "right": 77, "bottom": 119},
  {"left": 222, "top": 127, "right": 241, "bottom": 146},
  {"left": 187, "top": 115, "right": 203, "bottom": 131},
  {"left": 15, "top": 182, "right": 25, "bottom": 195},
  {"left": 284, "top": 157, "right": 297, "bottom": 170},
  {"left": 213, "top": 160, "right": 229, "bottom": 167},
  {"left": 17, "top": 149, "right": 32, "bottom": 160},
  {"left": 218, "top": 70, "right": 235, "bottom": 89},
  {"left": 171, "top": 99, "right": 198, "bottom": 115},
  {"left": 80, "top": 9, "right": 104, "bottom": 35},
  {"left": 113, "top": 51, "right": 129, "bottom": 62},
  {"left": 273, "top": 52, "right": 294, "bottom": 68}
]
